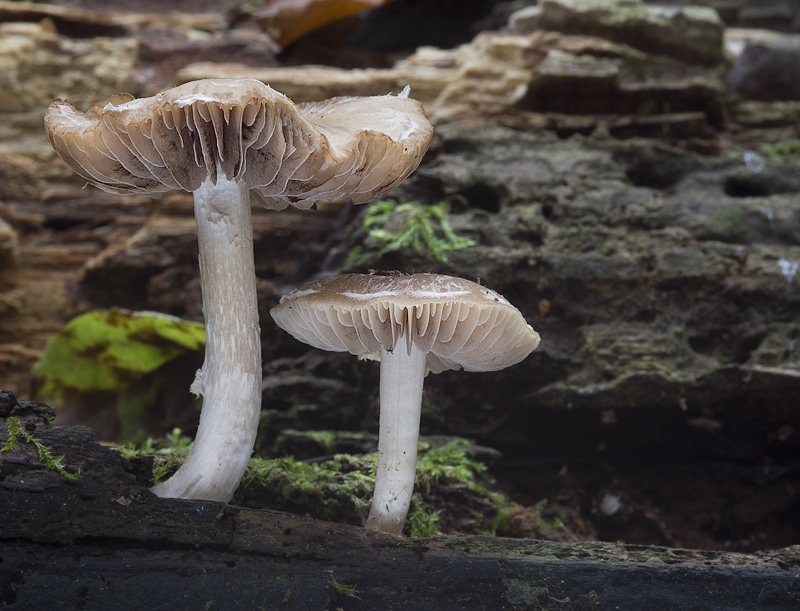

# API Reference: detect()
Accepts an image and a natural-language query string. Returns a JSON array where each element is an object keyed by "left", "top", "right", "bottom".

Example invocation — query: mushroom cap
[
  {"left": 44, "top": 78, "right": 433, "bottom": 210},
  {"left": 270, "top": 272, "right": 541, "bottom": 374}
]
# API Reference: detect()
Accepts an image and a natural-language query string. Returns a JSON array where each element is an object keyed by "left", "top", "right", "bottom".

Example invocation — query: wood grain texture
[{"left": 1, "top": 394, "right": 798, "bottom": 611}]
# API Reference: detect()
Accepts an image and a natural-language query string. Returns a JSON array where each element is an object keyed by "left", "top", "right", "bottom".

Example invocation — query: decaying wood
[
  {"left": 1, "top": 394, "right": 798, "bottom": 611},
  {"left": 0, "top": 0, "right": 227, "bottom": 33},
  {"left": 3, "top": 2, "right": 800, "bottom": 601}
]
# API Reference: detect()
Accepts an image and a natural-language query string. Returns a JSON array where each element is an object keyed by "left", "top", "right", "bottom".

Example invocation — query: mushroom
[
  {"left": 270, "top": 272, "right": 540, "bottom": 535},
  {"left": 44, "top": 79, "right": 433, "bottom": 502}
]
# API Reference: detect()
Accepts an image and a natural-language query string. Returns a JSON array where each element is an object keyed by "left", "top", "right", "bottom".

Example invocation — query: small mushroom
[
  {"left": 270, "top": 272, "right": 540, "bottom": 535},
  {"left": 45, "top": 79, "right": 433, "bottom": 502}
]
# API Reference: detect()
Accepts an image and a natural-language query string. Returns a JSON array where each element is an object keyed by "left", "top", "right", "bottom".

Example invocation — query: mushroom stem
[
  {"left": 152, "top": 174, "right": 262, "bottom": 502},
  {"left": 365, "top": 342, "right": 426, "bottom": 535}
]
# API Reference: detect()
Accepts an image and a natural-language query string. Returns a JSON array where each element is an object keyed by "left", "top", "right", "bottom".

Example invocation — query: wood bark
[{"left": 1, "top": 394, "right": 798, "bottom": 611}]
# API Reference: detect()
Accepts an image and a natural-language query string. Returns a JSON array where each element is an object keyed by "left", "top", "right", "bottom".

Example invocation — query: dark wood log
[{"left": 1, "top": 393, "right": 799, "bottom": 611}]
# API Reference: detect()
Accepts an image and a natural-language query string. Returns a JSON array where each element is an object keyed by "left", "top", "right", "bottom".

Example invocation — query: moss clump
[
  {"left": 416, "top": 439, "right": 489, "bottom": 495},
  {"left": 234, "top": 453, "right": 376, "bottom": 524},
  {"left": 760, "top": 140, "right": 800, "bottom": 160},
  {"left": 125, "top": 432, "right": 565, "bottom": 539},
  {"left": 408, "top": 496, "right": 442, "bottom": 538},
  {"left": 347, "top": 199, "right": 477, "bottom": 265},
  {"left": 117, "top": 428, "right": 193, "bottom": 483},
  {"left": 232, "top": 440, "right": 497, "bottom": 533},
  {"left": 412, "top": 439, "right": 565, "bottom": 539}
]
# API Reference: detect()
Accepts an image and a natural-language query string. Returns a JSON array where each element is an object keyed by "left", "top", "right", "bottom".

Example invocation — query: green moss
[
  {"left": 415, "top": 438, "right": 488, "bottom": 495},
  {"left": 347, "top": 199, "right": 477, "bottom": 265},
  {"left": 759, "top": 139, "right": 800, "bottom": 160},
  {"left": 127, "top": 432, "right": 559, "bottom": 539},
  {"left": 236, "top": 439, "right": 565, "bottom": 537},
  {"left": 1, "top": 416, "right": 80, "bottom": 480},
  {"left": 236, "top": 441, "right": 494, "bottom": 529},
  {"left": 408, "top": 496, "right": 442, "bottom": 538},
  {"left": 117, "top": 427, "right": 193, "bottom": 483},
  {"left": 324, "top": 571, "right": 361, "bottom": 599},
  {"left": 233, "top": 453, "right": 375, "bottom": 523}
]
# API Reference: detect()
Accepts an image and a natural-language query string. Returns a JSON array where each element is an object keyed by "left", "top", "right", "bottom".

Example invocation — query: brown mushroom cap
[
  {"left": 44, "top": 78, "right": 433, "bottom": 210},
  {"left": 270, "top": 273, "right": 541, "bottom": 374}
]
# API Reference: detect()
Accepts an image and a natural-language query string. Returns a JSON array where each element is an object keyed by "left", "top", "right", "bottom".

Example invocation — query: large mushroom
[
  {"left": 270, "top": 272, "right": 540, "bottom": 535},
  {"left": 44, "top": 79, "right": 433, "bottom": 502}
]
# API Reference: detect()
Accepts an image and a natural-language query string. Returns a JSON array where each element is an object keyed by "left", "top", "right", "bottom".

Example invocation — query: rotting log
[{"left": 1, "top": 392, "right": 799, "bottom": 611}]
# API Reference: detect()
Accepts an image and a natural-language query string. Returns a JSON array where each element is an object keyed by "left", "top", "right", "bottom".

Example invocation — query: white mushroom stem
[
  {"left": 365, "top": 341, "right": 426, "bottom": 535},
  {"left": 152, "top": 174, "right": 262, "bottom": 502}
]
